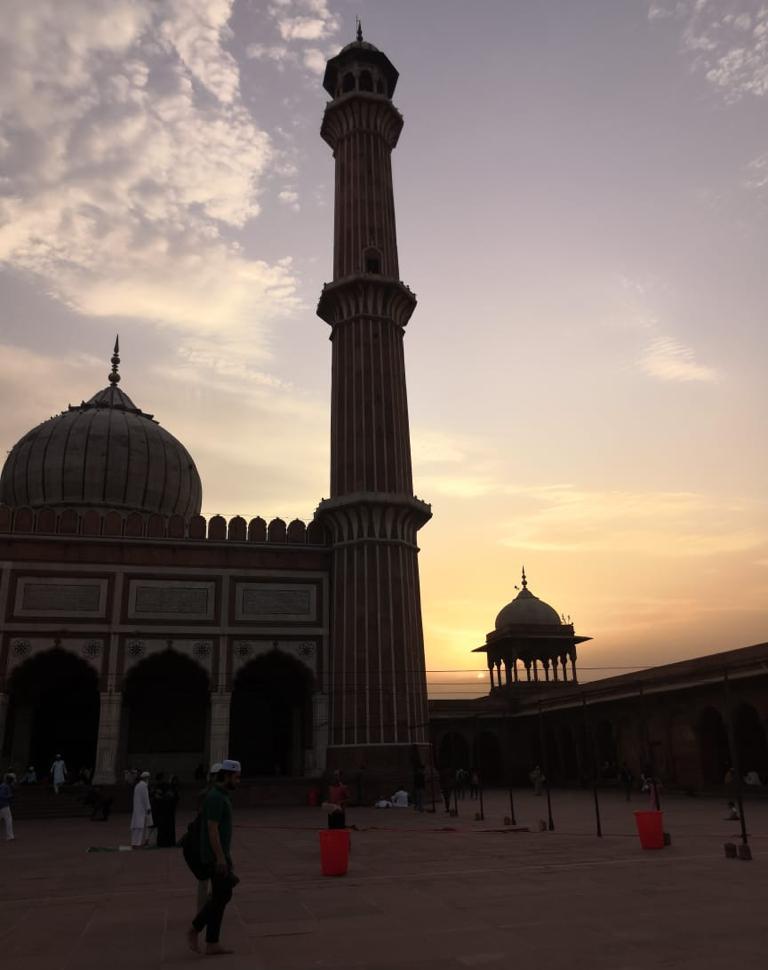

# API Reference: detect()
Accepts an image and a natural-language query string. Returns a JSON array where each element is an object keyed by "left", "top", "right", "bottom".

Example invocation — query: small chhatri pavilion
[{"left": 474, "top": 569, "right": 591, "bottom": 690}]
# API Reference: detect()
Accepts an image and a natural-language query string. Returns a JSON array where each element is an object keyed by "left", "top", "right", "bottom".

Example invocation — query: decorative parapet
[{"left": 0, "top": 504, "right": 329, "bottom": 546}]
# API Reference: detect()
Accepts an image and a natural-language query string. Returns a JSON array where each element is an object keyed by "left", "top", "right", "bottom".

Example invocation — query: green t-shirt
[{"left": 200, "top": 785, "right": 233, "bottom": 865}]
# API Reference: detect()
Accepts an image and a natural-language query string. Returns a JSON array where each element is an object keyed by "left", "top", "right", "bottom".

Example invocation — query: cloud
[
  {"left": 499, "top": 485, "right": 764, "bottom": 557},
  {"left": 649, "top": 1, "right": 768, "bottom": 101},
  {"left": 638, "top": 335, "right": 719, "bottom": 382},
  {"left": 0, "top": 0, "right": 301, "bottom": 337}
]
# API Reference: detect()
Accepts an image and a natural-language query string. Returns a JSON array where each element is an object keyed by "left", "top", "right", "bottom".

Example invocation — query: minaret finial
[
  {"left": 521, "top": 566, "right": 527, "bottom": 589},
  {"left": 109, "top": 335, "right": 121, "bottom": 385},
  {"left": 356, "top": 17, "right": 363, "bottom": 42}
]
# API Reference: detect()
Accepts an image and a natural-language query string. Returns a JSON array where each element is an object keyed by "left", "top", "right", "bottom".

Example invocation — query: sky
[{"left": 1, "top": 0, "right": 767, "bottom": 697}]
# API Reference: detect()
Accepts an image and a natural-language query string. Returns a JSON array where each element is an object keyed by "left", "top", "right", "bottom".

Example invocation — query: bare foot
[
  {"left": 186, "top": 927, "right": 200, "bottom": 953},
  {"left": 205, "top": 944, "right": 234, "bottom": 956}
]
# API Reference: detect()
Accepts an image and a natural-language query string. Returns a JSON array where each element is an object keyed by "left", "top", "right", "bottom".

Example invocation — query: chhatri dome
[
  {"left": 474, "top": 569, "right": 591, "bottom": 687},
  {"left": 0, "top": 339, "right": 202, "bottom": 518},
  {"left": 495, "top": 569, "right": 563, "bottom": 630}
]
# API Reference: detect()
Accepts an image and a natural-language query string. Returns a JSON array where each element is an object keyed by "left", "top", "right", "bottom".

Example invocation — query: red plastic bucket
[
  {"left": 319, "top": 829, "right": 350, "bottom": 876},
  {"left": 634, "top": 810, "right": 664, "bottom": 849}
]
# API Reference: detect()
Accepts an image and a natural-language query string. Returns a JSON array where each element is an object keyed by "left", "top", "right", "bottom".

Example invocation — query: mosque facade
[{"left": 0, "top": 34, "right": 430, "bottom": 792}]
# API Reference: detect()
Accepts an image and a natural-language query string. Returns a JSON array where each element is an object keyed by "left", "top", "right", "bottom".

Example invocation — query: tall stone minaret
[{"left": 317, "top": 28, "right": 432, "bottom": 787}]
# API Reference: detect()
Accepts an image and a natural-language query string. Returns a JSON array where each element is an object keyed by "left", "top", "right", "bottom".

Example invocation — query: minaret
[{"left": 317, "top": 29, "right": 433, "bottom": 786}]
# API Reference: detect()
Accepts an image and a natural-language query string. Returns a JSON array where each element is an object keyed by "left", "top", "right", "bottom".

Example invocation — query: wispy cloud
[
  {"left": 0, "top": 0, "right": 301, "bottom": 338},
  {"left": 500, "top": 485, "right": 763, "bottom": 557},
  {"left": 649, "top": 1, "right": 768, "bottom": 101},
  {"left": 247, "top": 0, "right": 339, "bottom": 73},
  {"left": 638, "top": 334, "right": 719, "bottom": 382}
]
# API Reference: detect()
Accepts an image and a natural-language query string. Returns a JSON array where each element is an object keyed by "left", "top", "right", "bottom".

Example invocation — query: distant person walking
[
  {"left": 187, "top": 759, "right": 242, "bottom": 957},
  {"left": 529, "top": 765, "right": 544, "bottom": 796},
  {"left": 439, "top": 766, "right": 454, "bottom": 813},
  {"left": 469, "top": 769, "right": 480, "bottom": 799},
  {"left": 620, "top": 763, "right": 633, "bottom": 802},
  {"left": 130, "top": 771, "right": 153, "bottom": 848},
  {"left": 0, "top": 773, "right": 15, "bottom": 840},
  {"left": 50, "top": 755, "right": 67, "bottom": 794},
  {"left": 412, "top": 762, "right": 426, "bottom": 812}
]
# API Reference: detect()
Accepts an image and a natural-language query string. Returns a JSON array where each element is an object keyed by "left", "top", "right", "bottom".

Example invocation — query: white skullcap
[{"left": 221, "top": 759, "right": 241, "bottom": 773}]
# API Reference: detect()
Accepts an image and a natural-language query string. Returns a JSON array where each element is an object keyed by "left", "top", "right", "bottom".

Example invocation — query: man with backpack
[{"left": 186, "top": 759, "right": 241, "bottom": 956}]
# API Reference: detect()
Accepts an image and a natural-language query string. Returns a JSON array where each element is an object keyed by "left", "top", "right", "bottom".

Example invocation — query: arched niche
[
  {"left": 437, "top": 731, "right": 470, "bottom": 772},
  {"left": 122, "top": 651, "right": 209, "bottom": 776},
  {"left": 229, "top": 650, "right": 314, "bottom": 777},
  {"left": 5, "top": 648, "right": 99, "bottom": 775},
  {"left": 698, "top": 706, "right": 730, "bottom": 787},
  {"left": 473, "top": 731, "right": 503, "bottom": 785}
]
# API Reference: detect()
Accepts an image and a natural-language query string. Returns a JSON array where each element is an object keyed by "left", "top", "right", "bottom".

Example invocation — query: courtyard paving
[{"left": 2, "top": 788, "right": 766, "bottom": 970}]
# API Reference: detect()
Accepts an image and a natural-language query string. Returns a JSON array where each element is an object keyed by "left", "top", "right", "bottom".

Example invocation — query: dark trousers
[{"left": 192, "top": 867, "right": 234, "bottom": 944}]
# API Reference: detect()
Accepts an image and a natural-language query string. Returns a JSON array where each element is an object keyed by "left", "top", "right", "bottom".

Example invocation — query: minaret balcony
[
  {"left": 317, "top": 275, "right": 417, "bottom": 330},
  {"left": 321, "top": 93, "right": 404, "bottom": 151}
]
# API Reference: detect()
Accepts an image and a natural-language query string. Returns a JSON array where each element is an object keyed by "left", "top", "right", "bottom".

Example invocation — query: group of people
[
  {"left": 438, "top": 766, "right": 482, "bottom": 812},
  {"left": 129, "top": 771, "right": 181, "bottom": 848}
]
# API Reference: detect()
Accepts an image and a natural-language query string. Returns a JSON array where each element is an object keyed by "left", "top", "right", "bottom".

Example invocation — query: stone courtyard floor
[{"left": 2, "top": 788, "right": 767, "bottom": 970}]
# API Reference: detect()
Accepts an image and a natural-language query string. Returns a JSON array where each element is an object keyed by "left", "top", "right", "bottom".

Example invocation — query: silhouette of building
[{"left": 0, "top": 31, "right": 430, "bottom": 795}]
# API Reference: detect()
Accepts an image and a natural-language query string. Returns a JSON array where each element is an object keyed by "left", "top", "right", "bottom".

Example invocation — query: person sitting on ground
[
  {"left": 20, "top": 766, "right": 37, "bottom": 785},
  {"left": 390, "top": 787, "right": 409, "bottom": 808},
  {"left": 374, "top": 795, "right": 392, "bottom": 808},
  {"left": 725, "top": 800, "right": 740, "bottom": 821},
  {"left": 744, "top": 770, "right": 762, "bottom": 786},
  {"left": 324, "top": 771, "right": 349, "bottom": 829}
]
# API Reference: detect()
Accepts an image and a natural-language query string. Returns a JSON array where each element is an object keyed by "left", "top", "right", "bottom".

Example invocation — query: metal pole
[
  {"left": 538, "top": 700, "right": 555, "bottom": 831},
  {"left": 452, "top": 785, "right": 459, "bottom": 817},
  {"left": 723, "top": 669, "right": 748, "bottom": 846},
  {"left": 478, "top": 785, "right": 485, "bottom": 821},
  {"left": 508, "top": 785, "right": 517, "bottom": 826},
  {"left": 582, "top": 695, "right": 602, "bottom": 838}
]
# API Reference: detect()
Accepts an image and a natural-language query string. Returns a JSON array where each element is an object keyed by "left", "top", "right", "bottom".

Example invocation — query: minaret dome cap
[{"left": 323, "top": 36, "right": 399, "bottom": 98}]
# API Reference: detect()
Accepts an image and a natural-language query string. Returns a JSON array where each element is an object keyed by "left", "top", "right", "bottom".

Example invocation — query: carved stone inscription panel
[
  {"left": 235, "top": 584, "right": 316, "bottom": 622},
  {"left": 128, "top": 580, "right": 215, "bottom": 620},
  {"left": 15, "top": 577, "right": 107, "bottom": 617}
]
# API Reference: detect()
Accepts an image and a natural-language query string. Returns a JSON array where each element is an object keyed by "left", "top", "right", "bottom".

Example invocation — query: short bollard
[
  {"left": 663, "top": 832, "right": 672, "bottom": 847},
  {"left": 503, "top": 816, "right": 512, "bottom": 826},
  {"left": 724, "top": 842, "right": 737, "bottom": 859},
  {"left": 737, "top": 844, "right": 753, "bottom": 861}
]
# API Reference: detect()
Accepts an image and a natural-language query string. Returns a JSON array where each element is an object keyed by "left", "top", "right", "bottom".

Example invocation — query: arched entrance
[
  {"left": 5, "top": 649, "right": 99, "bottom": 775},
  {"left": 437, "top": 731, "right": 470, "bottom": 772},
  {"left": 230, "top": 652, "right": 313, "bottom": 777},
  {"left": 734, "top": 703, "right": 768, "bottom": 781},
  {"left": 698, "top": 707, "right": 730, "bottom": 786},
  {"left": 122, "top": 651, "right": 209, "bottom": 776},
  {"left": 474, "top": 731, "right": 503, "bottom": 784}
]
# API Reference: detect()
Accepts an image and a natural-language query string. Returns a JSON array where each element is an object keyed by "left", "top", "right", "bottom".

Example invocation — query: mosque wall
[
  {"left": 430, "top": 643, "right": 768, "bottom": 793},
  {"left": 0, "top": 513, "right": 331, "bottom": 784}
]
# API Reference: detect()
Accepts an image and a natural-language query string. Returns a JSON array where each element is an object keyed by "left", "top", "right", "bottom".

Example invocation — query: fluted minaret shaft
[{"left": 317, "top": 40, "right": 431, "bottom": 776}]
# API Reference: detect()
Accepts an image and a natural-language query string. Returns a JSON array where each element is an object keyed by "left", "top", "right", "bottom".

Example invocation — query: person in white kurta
[
  {"left": 50, "top": 756, "right": 67, "bottom": 794},
  {"left": 130, "top": 773, "right": 153, "bottom": 848}
]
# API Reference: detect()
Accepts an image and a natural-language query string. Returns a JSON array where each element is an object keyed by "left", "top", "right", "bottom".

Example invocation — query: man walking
[
  {"left": 130, "top": 771, "right": 153, "bottom": 848},
  {"left": 0, "top": 773, "right": 15, "bottom": 840},
  {"left": 50, "top": 754, "right": 67, "bottom": 794},
  {"left": 188, "top": 759, "right": 241, "bottom": 956}
]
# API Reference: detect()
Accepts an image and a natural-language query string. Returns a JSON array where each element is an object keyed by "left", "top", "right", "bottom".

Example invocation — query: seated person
[
  {"left": 744, "top": 770, "right": 762, "bottom": 786},
  {"left": 20, "top": 766, "right": 37, "bottom": 784},
  {"left": 374, "top": 796, "right": 392, "bottom": 808},
  {"left": 390, "top": 788, "right": 409, "bottom": 808}
]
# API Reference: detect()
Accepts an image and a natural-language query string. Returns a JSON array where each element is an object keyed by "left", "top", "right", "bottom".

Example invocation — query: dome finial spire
[
  {"left": 521, "top": 565, "right": 527, "bottom": 589},
  {"left": 356, "top": 16, "right": 363, "bottom": 42},
  {"left": 108, "top": 335, "right": 121, "bottom": 385}
]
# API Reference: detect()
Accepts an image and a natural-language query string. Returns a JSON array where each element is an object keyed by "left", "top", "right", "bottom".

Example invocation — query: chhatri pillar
[{"left": 316, "top": 28, "right": 432, "bottom": 791}]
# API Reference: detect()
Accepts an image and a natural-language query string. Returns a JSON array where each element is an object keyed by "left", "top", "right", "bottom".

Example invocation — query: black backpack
[{"left": 180, "top": 813, "right": 207, "bottom": 880}]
